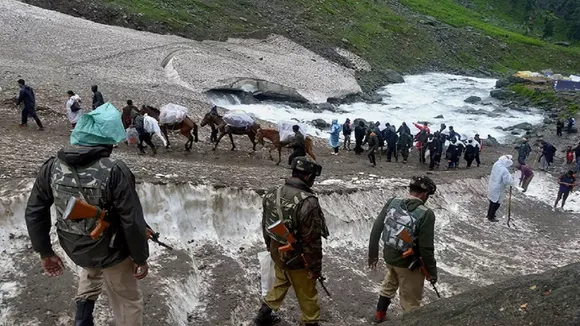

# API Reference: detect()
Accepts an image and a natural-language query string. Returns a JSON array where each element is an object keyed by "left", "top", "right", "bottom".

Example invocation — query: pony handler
[
  {"left": 140, "top": 105, "right": 198, "bottom": 151},
  {"left": 256, "top": 126, "right": 316, "bottom": 165}
]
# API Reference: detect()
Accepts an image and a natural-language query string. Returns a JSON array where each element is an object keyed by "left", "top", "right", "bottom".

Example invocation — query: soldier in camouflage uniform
[
  {"left": 368, "top": 176, "right": 438, "bottom": 323},
  {"left": 254, "top": 157, "right": 329, "bottom": 326},
  {"left": 25, "top": 107, "right": 149, "bottom": 326}
]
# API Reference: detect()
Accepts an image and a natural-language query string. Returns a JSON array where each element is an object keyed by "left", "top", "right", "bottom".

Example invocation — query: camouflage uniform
[
  {"left": 25, "top": 146, "right": 149, "bottom": 326},
  {"left": 261, "top": 177, "right": 329, "bottom": 324}
]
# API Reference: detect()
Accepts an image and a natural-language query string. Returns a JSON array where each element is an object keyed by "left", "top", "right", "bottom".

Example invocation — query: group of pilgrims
[{"left": 331, "top": 119, "right": 484, "bottom": 169}]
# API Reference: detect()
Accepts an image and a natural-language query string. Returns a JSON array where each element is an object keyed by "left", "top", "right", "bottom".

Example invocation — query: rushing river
[{"left": 211, "top": 73, "right": 544, "bottom": 143}]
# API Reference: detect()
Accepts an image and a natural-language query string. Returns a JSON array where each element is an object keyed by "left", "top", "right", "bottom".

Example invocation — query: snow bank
[{"left": 1, "top": 176, "right": 579, "bottom": 323}]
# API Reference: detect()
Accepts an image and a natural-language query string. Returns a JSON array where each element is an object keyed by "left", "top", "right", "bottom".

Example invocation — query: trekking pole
[
  {"left": 431, "top": 282, "right": 442, "bottom": 299},
  {"left": 507, "top": 186, "right": 513, "bottom": 228}
]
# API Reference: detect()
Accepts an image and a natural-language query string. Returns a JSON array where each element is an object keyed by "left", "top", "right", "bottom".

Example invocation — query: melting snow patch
[{"left": 521, "top": 171, "right": 580, "bottom": 213}]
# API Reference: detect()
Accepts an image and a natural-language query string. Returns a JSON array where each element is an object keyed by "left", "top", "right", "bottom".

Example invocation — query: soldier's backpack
[
  {"left": 381, "top": 198, "right": 428, "bottom": 253},
  {"left": 263, "top": 185, "right": 314, "bottom": 244}
]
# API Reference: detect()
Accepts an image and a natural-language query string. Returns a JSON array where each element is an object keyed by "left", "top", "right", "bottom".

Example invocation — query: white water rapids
[
  {"left": 1, "top": 173, "right": 579, "bottom": 325},
  {"left": 209, "top": 73, "right": 544, "bottom": 143}
]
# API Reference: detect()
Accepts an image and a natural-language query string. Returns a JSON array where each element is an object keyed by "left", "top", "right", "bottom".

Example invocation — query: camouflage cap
[
  {"left": 410, "top": 176, "right": 436, "bottom": 195},
  {"left": 291, "top": 156, "right": 322, "bottom": 176}
]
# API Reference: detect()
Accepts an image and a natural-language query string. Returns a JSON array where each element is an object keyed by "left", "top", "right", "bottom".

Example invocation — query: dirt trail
[{"left": 1, "top": 101, "right": 511, "bottom": 192}]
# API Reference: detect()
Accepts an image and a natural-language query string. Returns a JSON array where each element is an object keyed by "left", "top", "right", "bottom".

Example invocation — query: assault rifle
[
  {"left": 63, "top": 197, "right": 173, "bottom": 250},
  {"left": 398, "top": 229, "right": 441, "bottom": 298},
  {"left": 268, "top": 220, "right": 331, "bottom": 297}
]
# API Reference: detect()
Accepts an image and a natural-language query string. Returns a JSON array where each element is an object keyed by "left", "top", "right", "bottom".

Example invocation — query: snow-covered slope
[{"left": 1, "top": 172, "right": 578, "bottom": 325}]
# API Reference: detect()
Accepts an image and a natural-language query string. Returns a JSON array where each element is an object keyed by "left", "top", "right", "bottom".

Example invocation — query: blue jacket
[
  {"left": 17, "top": 85, "right": 36, "bottom": 110},
  {"left": 329, "top": 120, "right": 341, "bottom": 148}
]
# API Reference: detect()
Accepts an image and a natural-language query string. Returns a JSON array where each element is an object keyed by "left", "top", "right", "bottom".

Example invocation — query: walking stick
[
  {"left": 431, "top": 282, "right": 442, "bottom": 299},
  {"left": 507, "top": 186, "right": 513, "bottom": 228}
]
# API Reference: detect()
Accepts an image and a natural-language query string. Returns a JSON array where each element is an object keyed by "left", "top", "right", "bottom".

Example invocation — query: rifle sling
[
  {"left": 275, "top": 185, "right": 303, "bottom": 251},
  {"left": 69, "top": 165, "right": 89, "bottom": 203}
]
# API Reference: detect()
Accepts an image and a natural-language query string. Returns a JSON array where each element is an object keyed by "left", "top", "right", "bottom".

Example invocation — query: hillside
[{"left": 21, "top": 0, "right": 580, "bottom": 92}]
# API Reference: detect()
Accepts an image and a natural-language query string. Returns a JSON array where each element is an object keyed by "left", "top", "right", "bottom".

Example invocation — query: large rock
[
  {"left": 381, "top": 69, "right": 405, "bottom": 84},
  {"left": 490, "top": 89, "right": 514, "bottom": 100},
  {"left": 508, "top": 103, "right": 531, "bottom": 112},
  {"left": 328, "top": 92, "right": 383, "bottom": 105},
  {"left": 311, "top": 119, "right": 330, "bottom": 129},
  {"left": 510, "top": 122, "right": 534, "bottom": 131},
  {"left": 464, "top": 96, "right": 482, "bottom": 104},
  {"left": 461, "top": 108, "right": 500, "bottom": 118},
  {"left": 483, "top": 137, "right": 500, "bottom": 147},
  {"left": 433, "top": 115, "right": 444, "bottom": 119}
]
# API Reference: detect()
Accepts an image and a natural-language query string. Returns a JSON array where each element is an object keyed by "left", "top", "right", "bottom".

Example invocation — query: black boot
[
  {"left": 373, "top": 296, "right": 391, "bottom": 324},
  {"left": 254, "top": 303, "right": 275, "bottom": 326},
  {"left": 75, "top": 300, "right": 95, "bottom": 326}
]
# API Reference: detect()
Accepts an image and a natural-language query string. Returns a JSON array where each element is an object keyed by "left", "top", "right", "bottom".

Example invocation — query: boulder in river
[
  {"left": 464, "top": 96, "right": 482, "bottom": 104},
  {"left": 508, "top": 104, "right": 531, "bottom": 112},
  {"left": 434, "top": 115, "right": 444, "bottom": 119},
  {"left": 311, "top": 119, "right": 330, "bottom": 129},
  {"left": 317, "top": 102, "right": 335, "bottom": 112},
  {"left": 510, "top": 122, "right": 534, "bottom": 131},
  {"left": 490, "top": 89, "right": 515, "bottom": 100},
  {"left": 381, "top": 69, "right": 405, "bottom": 84}
]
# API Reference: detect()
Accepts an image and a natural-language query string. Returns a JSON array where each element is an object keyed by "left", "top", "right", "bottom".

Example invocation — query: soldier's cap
[
  {"left": 291, "top": 156, "right": 322, "bottom": 176},
  {"left": 410, "top": 176, "right": 436, "bottom": 195}
]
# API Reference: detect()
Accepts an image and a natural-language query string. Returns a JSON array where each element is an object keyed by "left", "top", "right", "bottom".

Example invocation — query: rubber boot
[
  {"left": 254, "top": 303, "right": 275, "bottom": 326},
  {"left": 75, "top": 300, "right": 95, "bottom": 326},
  {"left": 373, "top": 296, "right": 391, "bottom": 324}
]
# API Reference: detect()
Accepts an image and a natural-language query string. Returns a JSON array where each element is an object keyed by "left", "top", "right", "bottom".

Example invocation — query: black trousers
[
  {"left": 21, "top": 107, "right": 43, "bottom": 128},
  {"left": 354, "top": 139, "right": 364, "bottom": 154},
  {"left": 138, "top": 132, "right": 156, "bottom": 152},
  {"left": 429, "top": 153, "right": 441, "bottom": 169},
  {"left": 288, "top": 148, "right": 306, "bottom": 165},
  {"left": 555, "top": 191, "right": 570, "bottom": 207},
  {"left": 400, "top": 147, "right": 409, "bottom": 161},
  {"left": 386, "top": 145, "right": 397, "bottom": 161},
  {"left": 367, "top": 147, "right": 377, "bottom": 165},
  {"left": 475, "top": 153, "right": 481, "bottom": 166},
  {"left": 465, "top": 154, "right": 475, "bottom": 167},
  {"left": 557, "top": 127, "right": 562, "bottom": 137},
  {"left": 487, "top": 200, "right": 501, "bottom": 218}
]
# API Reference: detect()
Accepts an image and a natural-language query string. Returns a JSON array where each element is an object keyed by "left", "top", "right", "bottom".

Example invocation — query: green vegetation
[
  {"left": 509, "top": 84, "right": 557, "bottom": 103},
  {"left": 568, "top": 104, "right": 580, "bottom": 116}
]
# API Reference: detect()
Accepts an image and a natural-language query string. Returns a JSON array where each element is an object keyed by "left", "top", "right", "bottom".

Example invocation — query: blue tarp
[{"left": 554, "top": 80, "right": 580, "bottom": 92}]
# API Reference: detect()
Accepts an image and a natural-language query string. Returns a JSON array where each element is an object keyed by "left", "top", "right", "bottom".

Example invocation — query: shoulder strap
[
  {"left": 275, "top": 185, "right": 284, "bottom": 221},
  {"left": 69, "top": 165, "right": 88, "bottom": 202}
]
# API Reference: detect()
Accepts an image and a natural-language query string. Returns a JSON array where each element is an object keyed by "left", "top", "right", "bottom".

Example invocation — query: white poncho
[
  {"left": 66, "top": 95, "right": 83, "bottom": 124},
  {"left": 487, "top": 155, "right": 517, "bottom": 203},
  {"left": 143, "top": 114, "right": 168, "bottom": 147}
]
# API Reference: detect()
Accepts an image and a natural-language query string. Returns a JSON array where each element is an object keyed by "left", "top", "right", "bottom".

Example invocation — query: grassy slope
[{"left": 95, "top": 0, "right": 580, "bottom": 81}]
